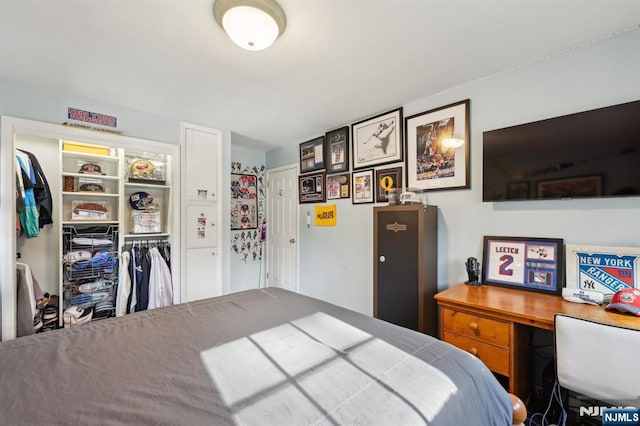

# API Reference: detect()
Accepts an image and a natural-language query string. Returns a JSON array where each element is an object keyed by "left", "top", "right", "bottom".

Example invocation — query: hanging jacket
[
  {"left": 15, "top": 155, "right": 39, "bottom": 238},
  {"left": 18, "top": 149, "right": 53, "bottom": 228},
  {"left": 148, "top": 247, "right": 173, "bottom": 309}
]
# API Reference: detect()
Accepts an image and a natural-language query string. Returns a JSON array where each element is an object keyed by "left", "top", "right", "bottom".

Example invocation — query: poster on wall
[
  {"left": 231, "top": 173, "right": 258, "bottom": 230},
  {"left": 566, "top": 244, "right": 640, "bottom": 295}
]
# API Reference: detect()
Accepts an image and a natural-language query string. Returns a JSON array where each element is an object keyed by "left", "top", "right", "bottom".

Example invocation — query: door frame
[{"left": 266, "top": 163, "right": 299, "bottom": 292}]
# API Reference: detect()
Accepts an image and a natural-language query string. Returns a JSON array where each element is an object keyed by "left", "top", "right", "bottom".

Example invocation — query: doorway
[{"left": 266, "top": 164, "right": 298, "bottom": 292}]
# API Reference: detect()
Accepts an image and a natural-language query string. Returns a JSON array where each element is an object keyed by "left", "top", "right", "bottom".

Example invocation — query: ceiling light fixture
[{"left": 214, "top": 0, "right": 287, "bottom": 51}]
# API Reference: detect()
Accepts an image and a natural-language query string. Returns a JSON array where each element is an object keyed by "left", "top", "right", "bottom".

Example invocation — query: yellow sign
[{"left": 315, "top": 204, "right": 337, "bottom": 226}]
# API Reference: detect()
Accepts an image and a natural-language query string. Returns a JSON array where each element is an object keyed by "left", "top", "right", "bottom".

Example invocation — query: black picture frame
[
  {"left": 325, "top": 126, "right": 350, "bottom": 174},
  {"left": 482, "top": 236, "right": 564, "bottom": 295},
  {"left": 299, "top": 171, "right": 326, "bottom": 204},
  {"left": 352, "top": 107, "right": 403, "bottom": 170},
  {"left": 405, "top": 99, "right": 470, "bottom": 192},
  {"left": 352, "top": 169, "right": 374, "bottom": 204},
  {"left": 299, "top": 136, "right": 325, "bottom": 173},
  {"left": 375, "top": 167, "right": 402, "bottom": 203},
  {"left": 230, "top": 173, "right": 258, "bottom": 230}
]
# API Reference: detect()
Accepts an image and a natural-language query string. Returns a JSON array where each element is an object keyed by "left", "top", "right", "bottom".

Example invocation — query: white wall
[
  {"left": 266, "top": 27, "right": 640, "bottom": 316},
  {"left": 229, "top": 144, "right": 267, "bottom": 292}
]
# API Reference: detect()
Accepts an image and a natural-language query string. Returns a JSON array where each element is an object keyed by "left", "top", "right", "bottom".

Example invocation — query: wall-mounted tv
[{"left": 483, "top": 100, "right": 640, "bottom": 202}]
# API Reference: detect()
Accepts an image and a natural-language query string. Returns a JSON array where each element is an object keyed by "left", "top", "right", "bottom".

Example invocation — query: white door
[{"left": 266, "top": 165, "right": 298, "bottom": 292}]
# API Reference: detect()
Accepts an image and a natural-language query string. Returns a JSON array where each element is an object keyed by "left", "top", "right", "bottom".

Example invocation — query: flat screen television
[{"left": 482, "top": 100, "right": 640, "bottom": 202}]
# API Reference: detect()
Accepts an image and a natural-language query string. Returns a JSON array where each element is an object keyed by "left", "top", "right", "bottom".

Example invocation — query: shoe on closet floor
[{"left": 63, "top": 306, "right": 93, "bottom": 328}]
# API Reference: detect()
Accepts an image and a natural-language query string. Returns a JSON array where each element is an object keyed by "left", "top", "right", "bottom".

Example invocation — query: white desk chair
[{"left": 555, "top": 314, "right": 640, "bottom": 407}]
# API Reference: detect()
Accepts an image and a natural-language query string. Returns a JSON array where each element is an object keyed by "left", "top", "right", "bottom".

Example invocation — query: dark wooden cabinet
[{"left": 373, "top": 204, "right": 438, "bottom": 336}]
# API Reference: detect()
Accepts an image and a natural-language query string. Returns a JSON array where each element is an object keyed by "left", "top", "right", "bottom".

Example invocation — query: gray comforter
[{"left": 0, "top": 288, "right": 512, "bottom": 425}]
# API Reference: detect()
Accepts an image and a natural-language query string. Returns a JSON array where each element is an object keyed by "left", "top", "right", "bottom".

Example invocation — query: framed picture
[
  {"left": 351, "top": 107, "right": 403, "bottom": 170},
  {"left": 507, "top": 181, "right": 530, "bottom": 200},
  {"left": 352, "top": 169, "right": 374, "bottom": 204},
  {"left": 230, "top": 173, "right": 258, "bottom": 230},
  {"left": 299, "top": 171, "right": 326, "bottom": 204},
  {"left": 482, "top": 236, "right": 564, "bottom": 295},
  {"left": 299, "top": 136, "right": 325, "bottom": 173},
  {"left": 325, "top": 127, "right": 350, "bottom": 174},
  {"left": 536, "top": 175, "right": 602, "bottom": 199},
  {"left": 405, "top": 99, "right": 470, "bottom": 192},
  {"left": 375, "top": 167, "right": 402, "bottom": 203},
  {"left": 327, "top": 173, "right": 350, "bottom": 200}
]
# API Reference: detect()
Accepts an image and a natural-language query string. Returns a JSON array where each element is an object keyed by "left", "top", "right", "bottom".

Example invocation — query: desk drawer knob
[
  {"left": 469, "top": 322, "right": 478, "bottom": 331},
  {"left": 469, "top": 347, "right": 478, "bottom": 356}
]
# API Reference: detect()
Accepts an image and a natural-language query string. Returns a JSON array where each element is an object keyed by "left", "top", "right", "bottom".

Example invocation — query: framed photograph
[
  {"left": 405, "top": 99, "right": 470, "bottom": 192},
  {"left": 327, "top": 173, "right": 350, "bottom": 200},
  {"left": 299, "top": 136, "right": 325, "bottom": 173},
  {"left": 352, "top": 169, "right": 374, "bottom": 204},
  {"left": 536, "top": 175, "right": 602, "bottom": 199},
  {"left": 230, "top": 173, "right": 258, "bottom": 230},
  {"left": 375, "top": 167, "right": 402, "bottom": 203},
  {"left": 325, "top": 127, "right": 350, "bottom": 174},
  {"left": 507, "top": 181, "right": 530, "bottom": 200},
  {"left": 351, "top": 107, "right": 403, "bottom": 170},
  {"left": 482, "top": 236, "right": 564, "bottom": 295},
  {"left": 566, "top": 244, "right": 640, "bottom": 294},
  {"left": 299, "top": 171, "right": 326, "bottom": 204}
]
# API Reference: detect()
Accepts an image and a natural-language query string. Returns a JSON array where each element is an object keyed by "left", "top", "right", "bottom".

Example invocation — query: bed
[{"left": 0, "top": 288, "right": 522, "bottom": 425}]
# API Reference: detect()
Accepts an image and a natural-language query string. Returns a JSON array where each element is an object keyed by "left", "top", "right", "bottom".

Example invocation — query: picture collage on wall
[
  {"left": 230, "top": 162, "right": 266, "bottom": 262},
  {"left": 297, "top": 100, "right": 470, "bottom": 206}
]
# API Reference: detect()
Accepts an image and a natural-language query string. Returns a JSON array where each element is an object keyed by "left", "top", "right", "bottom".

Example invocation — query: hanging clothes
[
  {"left": 121, "top": 241, "right": 173, "bottom": 314},
  {"left": 17, "top": 149, "right": 53, "bottom": 228},
  {"left": 16, "top": 262, "right": 37, "bottom": 337},
  {"left": 15, "top": 155, "right": 39, "bottom": 238},
  {"left": 116, "top": 251, "right": 131, "bottom": 317},
  {"left": 148, "top": 247, "right": 173, "bottom": 309}
]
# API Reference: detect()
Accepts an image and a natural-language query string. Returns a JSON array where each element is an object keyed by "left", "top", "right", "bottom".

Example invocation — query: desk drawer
[
  {"left": 441, "top": 308, "right": 509, "bottom": 347},
  {"left": 443, "top": 331, "right": 510, "bottom": 376}
]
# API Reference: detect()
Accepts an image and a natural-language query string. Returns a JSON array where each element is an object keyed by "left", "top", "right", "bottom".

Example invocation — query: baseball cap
[
  {"left": 605, "top": 288, "right": 640, "bottom": 316},
  {"left": 78, "top": 163, "right": 105, "bottom": 175}
]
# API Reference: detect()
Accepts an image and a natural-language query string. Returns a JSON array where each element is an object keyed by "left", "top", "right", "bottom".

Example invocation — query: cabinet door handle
[
  {"left": 469, "top": 347, "right": 478, "bottom": 356},
  {"left": 469, "top": 322, "right": 478, "bottom": 331}
]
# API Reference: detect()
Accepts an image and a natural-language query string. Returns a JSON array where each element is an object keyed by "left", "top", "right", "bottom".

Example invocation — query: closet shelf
[
  {"left": 61, "top": 151, "right": 119, "bottom": 162},
  {"left": 62, "top": 220, "right": 120, "bottom": 225},
  {"left": 62, "top": 172, "right": 120, "bottom": 180},
  {"left": 124, "top": 233, "right": 170, "bottom": 238},
  {"left": 124, "top": 182, "right": 170, "bottom": 189},
  {"left": 62, "top": 191, "right": 120, "bottom": 198}
]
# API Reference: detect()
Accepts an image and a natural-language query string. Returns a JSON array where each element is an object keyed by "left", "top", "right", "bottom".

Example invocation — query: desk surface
[{"left": 435, "top": 284, "right": 640, "bottom": 331}]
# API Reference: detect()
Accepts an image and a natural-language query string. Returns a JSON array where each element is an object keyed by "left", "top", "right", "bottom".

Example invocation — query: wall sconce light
[{"left": 214, "top": 0, "right": 287, "bottom": 51}]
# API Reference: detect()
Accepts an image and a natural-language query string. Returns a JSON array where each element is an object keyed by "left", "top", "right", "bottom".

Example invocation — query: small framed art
[
  {"left": 375, "top": 167, "right": 402, "bottom": 203},
  {"left": 325, "top": 127, "right": 350, "bottom": 174},
  {"left": 482, "top": 236, "right": 564, "bottom": 295},
  {"left": 327, "top": 173, "right": 350, "bottom": 200},
  {"left": 230, "top": 173, "right": 258, "bottom": 230},
  {"left": 352, "top": 169, "right": 374, "bottom": 204},
  {"left": 299, "top": 171, "right": 326, "bottom": 204},
  {"left": 352, "top": 108, "right": 403, "bottom": 170},
  {"left": 299, "top": 136, "right": 325, "bottom": 173},
  {"left": 405, "top": 99, "right": 470, "bottom": 192}
]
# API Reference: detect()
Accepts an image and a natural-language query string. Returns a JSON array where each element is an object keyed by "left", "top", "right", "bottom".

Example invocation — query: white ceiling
[{"left": 1, "top": 0, "right": 639, "bottom": 151}]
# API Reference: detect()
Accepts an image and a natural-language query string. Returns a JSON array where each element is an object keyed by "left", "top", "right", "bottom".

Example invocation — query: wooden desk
[{"left": 434, "top": 284, "right": 640, "bottom": 398}]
